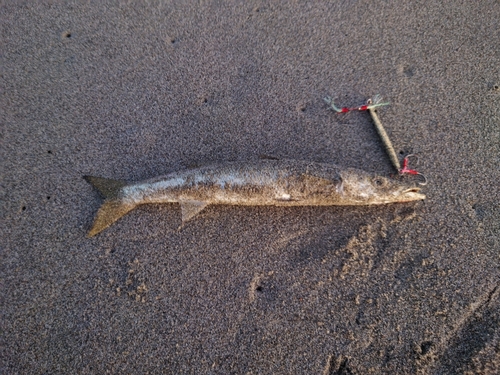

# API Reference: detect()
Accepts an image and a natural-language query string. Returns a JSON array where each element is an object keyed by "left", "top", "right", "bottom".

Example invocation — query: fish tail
[{"left": 84, "top": 176, "right": 134, "bottom": 237}]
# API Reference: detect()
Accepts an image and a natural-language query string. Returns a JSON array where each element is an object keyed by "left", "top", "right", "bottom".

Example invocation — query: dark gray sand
[{"left": 2, "top": 1, "right": 499, "bottom": 374}]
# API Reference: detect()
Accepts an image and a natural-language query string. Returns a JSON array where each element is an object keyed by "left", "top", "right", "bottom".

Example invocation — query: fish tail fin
[
  {"left": 83, "top": 176, "right": 127, "bottom": 199},
  {"left": 84, "top": 176, "right": 134, "bottom": 237}
]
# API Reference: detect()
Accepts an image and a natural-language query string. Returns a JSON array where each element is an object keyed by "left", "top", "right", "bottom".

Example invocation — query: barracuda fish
[{"left": 84, "top": 159, "right": 425, "bottom": 237}]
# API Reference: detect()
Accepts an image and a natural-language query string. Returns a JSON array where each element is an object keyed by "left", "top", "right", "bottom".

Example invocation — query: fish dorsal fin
[
  {"left": 259, "top": 154, "right": 280, "bottom": 160},
  {"left": 179, "top": 200, "right": 208, "bottom": 223}
]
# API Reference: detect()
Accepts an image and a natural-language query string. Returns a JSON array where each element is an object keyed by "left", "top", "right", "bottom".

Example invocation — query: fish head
[{"left": 339, "top": 169, "right": 426, "bottom": 204}]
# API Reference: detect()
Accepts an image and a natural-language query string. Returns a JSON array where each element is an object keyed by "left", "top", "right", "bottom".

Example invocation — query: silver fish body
[{"left": 84, "top": 159, "right": 425, "bottom": 237}]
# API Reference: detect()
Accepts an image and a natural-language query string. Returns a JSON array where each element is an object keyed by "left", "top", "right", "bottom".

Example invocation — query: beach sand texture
[{"left": 2, "top": 1, "right": 499, "bottom": 374}]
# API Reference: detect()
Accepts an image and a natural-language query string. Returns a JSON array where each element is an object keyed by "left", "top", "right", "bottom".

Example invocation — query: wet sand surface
[{"left": 2, "top": 1, "right": 499, "bottom": 374}]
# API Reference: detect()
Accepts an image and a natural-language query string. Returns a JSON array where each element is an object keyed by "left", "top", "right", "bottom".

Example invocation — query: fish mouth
[{"left": 400, "top": 187, "right": 426, "bottom": 201}]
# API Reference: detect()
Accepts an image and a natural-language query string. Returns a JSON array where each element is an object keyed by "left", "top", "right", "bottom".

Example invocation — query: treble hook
[{"left": 399, "top": 154, "right": 427, "bottom": 186}]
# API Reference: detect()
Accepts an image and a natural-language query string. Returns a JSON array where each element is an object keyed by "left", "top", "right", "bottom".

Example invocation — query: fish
[{"left": 84, "top": 159, "right": 425, "bottom": 237}]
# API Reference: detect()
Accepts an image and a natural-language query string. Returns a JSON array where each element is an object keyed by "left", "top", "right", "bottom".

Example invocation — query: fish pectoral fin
[
  {"left": 179, "top": 200, "right": 209, "bottom": 223},
  {"left": 300, "top": 174, "right": 335, "bottom": 185}
]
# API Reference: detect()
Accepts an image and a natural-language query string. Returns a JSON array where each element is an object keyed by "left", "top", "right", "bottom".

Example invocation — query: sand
[{"left": 2, "top": 1, "right": 499, "bottom": 374}]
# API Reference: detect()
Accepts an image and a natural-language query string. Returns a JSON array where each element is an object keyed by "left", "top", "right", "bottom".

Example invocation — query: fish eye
[{"left": 373, "top": 177, "right": 386, "bottom": 186}]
